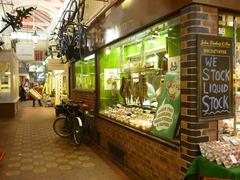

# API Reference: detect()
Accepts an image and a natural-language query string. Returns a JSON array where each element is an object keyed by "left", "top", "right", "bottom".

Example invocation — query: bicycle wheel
[
  {"left": 83, "top": 113, "right": 95, "bottom": 145},
  {"left": 77, "top": 0, "right": 85, "bottom": 23},
  {"left": 73, "top": 117, "right": 83, "bottom": 145},
  {"left": 53, "top": 116, "right": 72, "bottom": 137},
  {"left": 66, "top": 0, "right": 78, "bottom": 25}
]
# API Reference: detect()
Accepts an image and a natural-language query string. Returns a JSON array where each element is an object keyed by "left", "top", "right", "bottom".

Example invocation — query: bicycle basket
[{"left": 55, "top": 105, "right": 65, "bottom": 116}]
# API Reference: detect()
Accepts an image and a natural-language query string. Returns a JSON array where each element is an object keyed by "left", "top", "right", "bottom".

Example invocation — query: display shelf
[
  {"left": 72, "top": 89, "right": 96, "bottom": 93},
  {"left": 144, "top": 45, "right": 166, "bottom": 55},
  {"left": 98, "top": 114, "right": 180, "bottom": 149},
  {"left": 126, "top": 52, "right": 141, "bottom": 58}
]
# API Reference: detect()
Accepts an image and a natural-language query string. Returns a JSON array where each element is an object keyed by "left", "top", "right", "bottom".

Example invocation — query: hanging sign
[
  {"left": 16, "top": 42, "right": 34, "bottom": 61},
  {"left": 197, "top": 35, "right": 233, "bottom": 120},
  {"left": 151, "top": 72, "right": 180, "bottom": 139}
]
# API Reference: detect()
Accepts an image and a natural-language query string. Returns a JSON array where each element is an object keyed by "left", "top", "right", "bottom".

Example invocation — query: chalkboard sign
[{"left": 197, "top": 35, "right": 233, "bottom": 120}]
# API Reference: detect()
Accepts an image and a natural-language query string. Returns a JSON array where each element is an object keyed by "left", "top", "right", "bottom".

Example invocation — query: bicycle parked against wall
[
  {"left": 53, "top": 101, "right": 84, "bottom": 145},
  {"left": 53, "top": 100, "right": 95, "bottom": 145}
]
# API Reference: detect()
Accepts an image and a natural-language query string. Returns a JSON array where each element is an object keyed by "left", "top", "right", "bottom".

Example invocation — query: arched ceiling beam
[
  {"left": 14, "top": 4, "right": 56, "bottom": 17},
  {"left": 35, "top": 10, "right": 51, "bottom": 22},
  {"left": 35, "top": 12, "right": 51, "bottom": 23}
]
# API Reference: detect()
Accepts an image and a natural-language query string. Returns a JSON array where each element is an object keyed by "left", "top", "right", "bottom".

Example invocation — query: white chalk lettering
[
  {"left": 205, "top": 56, "right": 217, "bottom": 67},
  {"left": 203, "top": 68, "right": 209, "bottom": 81},
  {"left": 202, "top": 95, "right": 229, "bottom": 113}
]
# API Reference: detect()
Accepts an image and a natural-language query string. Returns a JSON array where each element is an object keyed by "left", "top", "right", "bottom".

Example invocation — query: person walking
[
  {"left": 30, "top": 83, "right": 43, "bottom": 107},
  {"left": 19, "top": 84, "right": 26, "bottom": 101}
]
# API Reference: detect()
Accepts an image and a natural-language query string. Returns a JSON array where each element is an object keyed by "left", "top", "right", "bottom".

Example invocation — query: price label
[{"left": 230, "top": 155, "right": 238, "bottom": 164}]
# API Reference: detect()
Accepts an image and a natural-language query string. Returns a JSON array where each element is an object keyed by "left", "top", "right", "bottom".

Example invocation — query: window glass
[
  {"left": 75, "top": 55, "right": 95, "bottom": 90},
  {"left": 0, "top": 62, "right": 11, "bottom": 100},
  {"left": 218, "top": 14, "right": 240, "bottom": 136},
  {"left": 99, "top": 17, "right": 180, "bottom": 139}
]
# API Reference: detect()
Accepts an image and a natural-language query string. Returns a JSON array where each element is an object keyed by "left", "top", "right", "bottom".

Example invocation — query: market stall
[
  {"left": 70, "top": 0, "right": 240, "bottom": 179},
  {"left": 45, "top": 58, "right": 69, "bottom": 105},
  {"left": 0, "top": 49, "right": 19, "bottom": 117},
  {"left": 185, "top": 156, "right": 240, "bottom": 180}
]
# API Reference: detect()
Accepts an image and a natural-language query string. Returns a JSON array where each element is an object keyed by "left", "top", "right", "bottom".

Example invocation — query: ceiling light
[
  {"left": 105, "top": 47, "right": 111, "bottom": 55},
  {"left": 11, "top": 31, "right": 18, "bottom": 39},
  {"left": 32, "top": 30, "right": 40, "bottom": 43}
]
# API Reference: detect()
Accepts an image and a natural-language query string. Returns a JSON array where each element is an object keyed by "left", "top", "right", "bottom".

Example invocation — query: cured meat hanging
[{"left": 120, "top": 77, "right": 131, "bottom": 105}]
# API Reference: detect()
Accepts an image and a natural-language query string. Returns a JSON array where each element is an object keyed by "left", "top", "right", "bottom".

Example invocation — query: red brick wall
[
  {"left": 71, "top": 90, "right": 96, "bottom": 111},
  {"left": 96, "top": 117, "right": 181, "bottom": 180},
  {"left": 180, "top": 4, "right": 218, "bottom": 174}
]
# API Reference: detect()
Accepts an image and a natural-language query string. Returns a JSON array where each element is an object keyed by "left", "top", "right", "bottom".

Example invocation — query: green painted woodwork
[
  {"left": 75, "top": 59, "right": 95, "bottom": 90},
  {"left": 168, "top": 25, "right": 180, "bottom": 57},
  {"left": 219, "top": 25, "right": 240, "bottom": 42}
]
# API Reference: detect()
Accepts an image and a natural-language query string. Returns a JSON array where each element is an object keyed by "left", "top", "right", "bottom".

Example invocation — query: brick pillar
[{"left": 180, "top": 4, "right": 219, "bottom": 175}]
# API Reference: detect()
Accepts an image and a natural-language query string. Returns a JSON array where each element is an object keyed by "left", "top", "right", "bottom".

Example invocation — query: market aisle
[{"left": 0, "top": 101, "right": 131, "bottom": 180}]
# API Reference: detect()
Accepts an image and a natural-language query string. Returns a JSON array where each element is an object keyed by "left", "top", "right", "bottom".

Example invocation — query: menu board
[{"left": 198, "top": 35, "right": 233, "bottom": 120}]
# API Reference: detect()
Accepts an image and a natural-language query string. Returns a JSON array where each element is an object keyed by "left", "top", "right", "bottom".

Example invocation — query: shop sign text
[{"left": 198, "top": 35, "right": 233, "bottom": 120}]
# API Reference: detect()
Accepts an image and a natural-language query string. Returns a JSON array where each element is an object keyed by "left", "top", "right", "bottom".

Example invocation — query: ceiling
[
  {"left": 0, "top": 0, "right": 109, "bottom": 51},
  {"left": 0, "top": 0, "right": 109, "bottom": 32},
  {"left": 1, "top": 0, "right": 65, "bottom": 31}
]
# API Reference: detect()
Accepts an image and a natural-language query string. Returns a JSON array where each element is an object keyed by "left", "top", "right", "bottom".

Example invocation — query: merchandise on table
[
  {"left": 100, "top": 104, "right": 154, "bottom": 132},
  {"left": 200, "top": 140, "right": 240, "bottom": 168}
]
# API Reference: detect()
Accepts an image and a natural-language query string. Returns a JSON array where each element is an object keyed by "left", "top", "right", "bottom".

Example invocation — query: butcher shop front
[{"left": 70, "top": 0, "right": 240, "bottom": 179}]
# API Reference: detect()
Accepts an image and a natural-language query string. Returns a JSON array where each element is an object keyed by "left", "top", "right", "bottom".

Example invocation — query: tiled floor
[{"left": 0, "top": 101, "right": 132, "bottom": 180}]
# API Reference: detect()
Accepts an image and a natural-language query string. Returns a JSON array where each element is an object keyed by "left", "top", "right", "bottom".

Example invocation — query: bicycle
[
  {"left": 79, "top": 107, "right": 95, "bottom": 145},
  {"left": 53, "top": 102, "right": 84, "bottom": 145},
  {"left": 57, "top": 0, "right": 87, "bottom": 62}
]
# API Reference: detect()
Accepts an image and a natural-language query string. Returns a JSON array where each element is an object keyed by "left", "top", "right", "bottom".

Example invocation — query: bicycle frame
[{"left": 56, "top": 0, "right": 87, "bottom": 62}]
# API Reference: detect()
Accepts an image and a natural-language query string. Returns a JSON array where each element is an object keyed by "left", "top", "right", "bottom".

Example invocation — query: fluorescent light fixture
[
  {"left": 144, "top": 45, "right": 166, "bottom": 53},
  {"left": 149, "top": 39, "right": 156, "bottom": 44},
  {"left": 32, "top": 30, "right": 40, "bottom": 43},
  {"left": 121, "top": 0, "right": 133, "bottom": 9},
  {"left": 54, "top": 70, "right": 64, "bottom": 75},
  {"left": 105, "top": 47, "right": 111, "bottom": 55},
  {"left": 10, "top": 32, "right": 48, "bottom": 41},
  {"left": 126, "top": 52, "right": 140, "bottom": 58},
  {"left": 105, "top": 27, "right": 120, "bottom": 43},
  {"left": 228, "top": 21, "right": 233, "bottom": 27},
  {"left": 10, "top": 31, "right": 18, "bottom": 39},
  {"left": 164, "top": 53, "right": 169, "bottom": 59},
  {"left": 84, "top": 54, "right": 95, "bottom": 61}
]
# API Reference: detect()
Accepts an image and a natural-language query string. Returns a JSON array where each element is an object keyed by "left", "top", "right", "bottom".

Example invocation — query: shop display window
[
  {"left": 99, "top": 17, "right": 180, "bottom": 139},
  {"left": 0, "top": 62, "right": 11, "bottom": 99},
  {"left": 0, "top": 50, "right": 19, "bottom": 102},
  {"left": 218, "top": 15, "right": 240, "bottom": 138},
  {"left": 75, "top": 54, "right": 95, "bottom": 90}
]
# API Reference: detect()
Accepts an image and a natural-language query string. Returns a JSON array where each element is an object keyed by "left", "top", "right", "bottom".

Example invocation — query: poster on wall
[
  {"left": 0, "top": 62, "right": 9, "bottom": 75},
  {"left": 104, "top": 68, "right": 120, "bottom": 90},
  {"left": 16, "top": 42, "right": 34, "bottom": 61},
  {"left": 168, "top": 56, "right": 180, "bottom": 73},
  {"left": 151, "top": 72, "right": 180, "bottom": 139},
  {"left": 197, "top": 35, "right": 233, "bottom": 120}
]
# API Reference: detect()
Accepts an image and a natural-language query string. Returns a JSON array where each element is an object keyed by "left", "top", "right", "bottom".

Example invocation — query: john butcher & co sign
[{"left": 197, "top": 35, "right": 233, "bottom": 120}]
